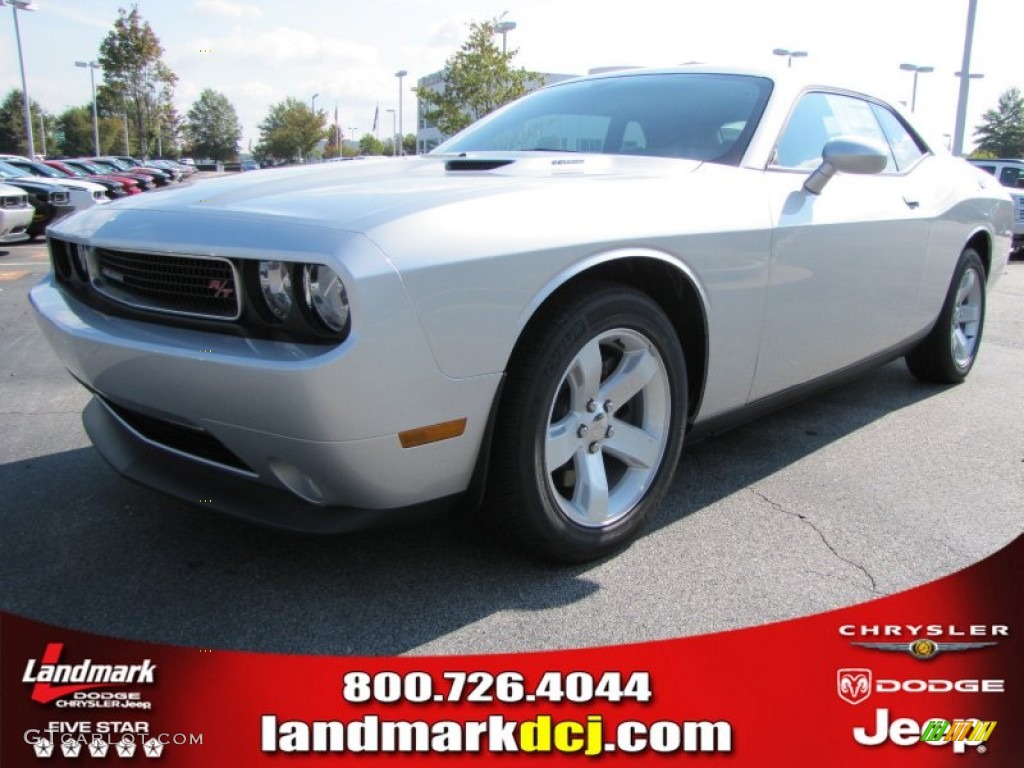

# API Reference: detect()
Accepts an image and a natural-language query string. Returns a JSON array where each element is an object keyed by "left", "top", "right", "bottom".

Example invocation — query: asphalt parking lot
[{"left": 1, "top": 232, "right": 1021, "bottom": 656}]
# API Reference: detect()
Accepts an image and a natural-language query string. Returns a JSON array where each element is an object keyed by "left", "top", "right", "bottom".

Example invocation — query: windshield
[
  {"left": 54, "top": 164, "right": 87, "bottom": 177},
  {"left": 71, "top": 161, "right": 106, "bottom": 174},
  {"left": 0, "top": 161, "right": 28, "bottom": 179},
  {"left": 23, "top": 162, "right": 62, "bottom": 178},
  {"left": 436, "top": 72, "right": 772, "bottom": 165}
]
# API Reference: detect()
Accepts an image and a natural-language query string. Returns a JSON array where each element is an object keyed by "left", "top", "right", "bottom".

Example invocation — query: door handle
[{"left": 903, "top": 196, "right": 920, "bottom": 209}]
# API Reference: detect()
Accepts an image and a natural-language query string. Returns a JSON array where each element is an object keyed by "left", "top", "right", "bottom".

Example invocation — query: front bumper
[
  {"left": 30, "top": 263, "right": 502, "bottom": 528},
  {"left": 82, "top": 397, "right": 458, "bottom": 532}
]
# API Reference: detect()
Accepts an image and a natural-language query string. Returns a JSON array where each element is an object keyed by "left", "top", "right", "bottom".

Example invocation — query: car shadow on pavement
[{"left": 0, "top": 360, "right": 948, "bottom": 657}]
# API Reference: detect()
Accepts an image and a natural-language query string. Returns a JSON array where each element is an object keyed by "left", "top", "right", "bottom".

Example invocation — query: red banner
[{"left": 3, "top": 535, "right": 1021, "bottom": 765}]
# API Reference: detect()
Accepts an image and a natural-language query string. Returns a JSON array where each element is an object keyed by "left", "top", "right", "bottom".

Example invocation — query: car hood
[
  {"left": 53, "top": 153, "right": 703, "bottom": 235},
  {"left": 13, "top": 175, "right": 105, "bottom": 194}
]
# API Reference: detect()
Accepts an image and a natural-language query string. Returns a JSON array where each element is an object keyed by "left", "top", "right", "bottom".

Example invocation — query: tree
[
  {"left": 417, "top": 17, "right": 539, "bottom": 139},
  {"left": 186, "top": 89, "right": 242, "bottom": 161},
  {"left": 358, "top": 133, "right": 385, "bottom": 156},
  {"left": 56, "top": 106, "right": 97, "bottom": 157},
  {"left": 973, "top": 87, "right": 1024, "bottom": 158},
  {"left": 255, "top": 98, "right": 325, "bottom": 162},
  {"left": 0, "top": 89, "right": 47, "bottom": 156},
  {"left": 97, "top": 5, "right": 178, "bottom": 158}
]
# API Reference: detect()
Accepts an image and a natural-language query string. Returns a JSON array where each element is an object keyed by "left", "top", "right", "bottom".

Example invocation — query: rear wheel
[
  {"left": 487, "top": 283, "right": 687, "bottom": 562},
  {"left": 906, "top": 247, "right": 986, "bottom": 383}
]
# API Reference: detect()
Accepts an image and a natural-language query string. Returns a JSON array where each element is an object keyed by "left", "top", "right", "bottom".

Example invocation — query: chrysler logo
[{"left": 837, "top": 668, "right": 872, "bottom": 705}]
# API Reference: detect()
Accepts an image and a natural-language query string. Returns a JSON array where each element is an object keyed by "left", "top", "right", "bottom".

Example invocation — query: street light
[
  {"left": 386, "top": 108, "right": 397, "bottom": 156},
  {"left": 495, "top": 19, "right": 517, "bottom": 54},
  {"left": 772, "top": 48, "right": 807, "bottom": 68},
  {"left": 75, "top": 60, "right": 101, "bottom": 155},
  {"left": 394, "top": 70, "right": 407, "bottom": 156},
  {"left": 899, "top": 63, "right": 934, "bottom": 113},
  {"left": 952, "top": 0, "right": 979, "bottom": 157},
  {"left": 2, "top": 0, "right": 39, "bottom": 158}
]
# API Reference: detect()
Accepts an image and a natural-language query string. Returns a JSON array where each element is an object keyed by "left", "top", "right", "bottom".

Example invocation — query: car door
[{"left": 749, "top": 91, "right": 932, "bottom": 400}]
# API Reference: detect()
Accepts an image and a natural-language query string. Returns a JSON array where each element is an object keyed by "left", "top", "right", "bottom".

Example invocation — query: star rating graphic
[
  {"left": 89, "top": 737, "right": 110, "bottom": 758},
  {"left": 60, "top": 739, "right": 83, "bottom": 757},
  {"left": 143, "top": 738, "right": 165, "bottom": 758},
  {"left": 32, "top": 737, "right": 54, "bottom": 758},
  {"left": 115, "top": 737, "right": 137, "bottom": 758}
]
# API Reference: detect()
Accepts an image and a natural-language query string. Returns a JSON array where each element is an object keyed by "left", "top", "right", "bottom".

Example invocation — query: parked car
[
  {"left": 0, "top": 157, "right": 110, "bottom": 211},
  {"left": 59, "top": 159, "right": 155, "bottom": 192},
  {"left": 1, "top": 157, "right": 127, "bottom": 199},
  {"left": 967, "top": 158, "right": 1024, "bottom": 254},
  {"left": 31, "top": 67, "right": 1013, "bottom": 562},
  {"left": 89, "top": 158, "right": 172, "bottom": 186},
  {"left": 43, "top": 159, "right": 140, "bottom": 196},
  {"left": 95, "top": 156, "right": 178, "bottom": 184},
  {"left": 0, "top": 168, "right": 71, "bottom": 239},
  {"left": 0, "top": 182, "right": 34, "bottom": 243},
  {"left": 240, "top": 160, "right": 260, "bottom": 171},
  {"left": 150, "top": 158, "right": 197, "bottom": 177}
]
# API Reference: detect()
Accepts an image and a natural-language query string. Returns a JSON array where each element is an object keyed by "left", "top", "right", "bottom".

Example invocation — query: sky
[{"left": 1, "top": 0, "right": 1022, "bottom": 155}]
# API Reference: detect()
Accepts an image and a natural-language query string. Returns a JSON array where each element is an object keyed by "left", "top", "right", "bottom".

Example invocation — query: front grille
[
  {"left": 92, "top": 248, "right": 241, "bottom": 320},
  {"left": 1016, "top": 196, "right": 1024, "bottom": 221},
  {"left": 103, "top": 398, "right": 253, "bottom": 473}
]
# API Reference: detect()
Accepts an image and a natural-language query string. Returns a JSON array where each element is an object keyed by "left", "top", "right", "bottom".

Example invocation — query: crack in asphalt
[{"left": 751, "top": 489, "right": 881, "bottom": 595}]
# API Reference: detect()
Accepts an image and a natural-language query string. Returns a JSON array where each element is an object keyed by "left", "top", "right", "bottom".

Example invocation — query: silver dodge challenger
[{"left": 31, "top": 67, "right": 1013, "bottom": 562}]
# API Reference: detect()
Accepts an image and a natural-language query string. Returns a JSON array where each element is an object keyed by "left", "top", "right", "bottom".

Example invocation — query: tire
[
  {"left": 486, "top": 282, "right": 687, "bottom": 563},
  {"left": 905, "top": 247, "right": 986, "bottom": 384}
]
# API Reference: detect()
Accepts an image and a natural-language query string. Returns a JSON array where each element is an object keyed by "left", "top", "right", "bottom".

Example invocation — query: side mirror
[{"left": 803, "top": 138, "right": 888, "bottom": 195}]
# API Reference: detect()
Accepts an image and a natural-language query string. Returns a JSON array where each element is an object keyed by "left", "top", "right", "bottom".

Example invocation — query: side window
[
  {"left": 773, "top": 92, "right": 895, "bottom": 171},
  {"left": 620, "top": 121, "right": 646, "bottom": 152},
  {"left": 999, "top": 166, "right": 1024, "bottom": 188},
  {"left": 870, "top": 104, "right": 927, "bottom": 171},
  {"left": 975, "top": 165, "right": 996, "bottom": 176}
]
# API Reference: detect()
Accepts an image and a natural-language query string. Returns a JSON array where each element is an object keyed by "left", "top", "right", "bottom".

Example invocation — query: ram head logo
[{"left": 837, "top": 668, "right": 872, "bottom": 705}]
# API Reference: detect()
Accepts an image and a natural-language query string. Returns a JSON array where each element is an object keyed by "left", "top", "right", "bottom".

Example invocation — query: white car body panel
[
  {"left": 28, "top": 67, "right": 1014, "bottom": 533},
  {"left": 0, "top": 182, "right": 34, "bottom": 241}
]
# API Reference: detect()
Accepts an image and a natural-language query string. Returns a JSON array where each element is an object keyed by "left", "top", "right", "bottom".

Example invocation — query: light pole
[
  {"left": 37, "top": 111, "right": 45, "bottom": 156},
  {"left": 394, "top": 70, "right": 407, "bottom": 156},
  {"left": 123, "top": 99, "right": 130, "bottom": 155},
  {"left": 75, "top": 60, "right": 101, "bottom": 155},
  {"left": 3, "top": 0, "right": 38, "bottom": 158},
  {"left": 952, "top": 0, "right": 978, "bottom": 157},
  {"left": 495, "top": 19, "right": 516, "bottom": 54},
  {"left": 310, "top": 92, "right": 319, "bottom": 114},
  {"left": 386, "top": 108, "right": 396, "bottom": 156},
  {"left": 899, "top": 63, "right": 934, "bottom": 113},
  {"left": 772, "top": 48, "right": 807, "bottom": 68}
]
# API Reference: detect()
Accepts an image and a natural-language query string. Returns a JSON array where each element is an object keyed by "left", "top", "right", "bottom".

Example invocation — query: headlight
[
  {"left": 72, "top": 244, "right": 91, "bottom": 281},
  {"left": 258, "top": 260, "right": 293, "bottom": 320},
  {"left": 303, "top": 264, "right": 349, "bottom": 332}
]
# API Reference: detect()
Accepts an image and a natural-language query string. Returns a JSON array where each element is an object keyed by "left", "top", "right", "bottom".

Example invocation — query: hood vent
[{"left": 444, "top": 159, "right": 514, "bottom": 172}]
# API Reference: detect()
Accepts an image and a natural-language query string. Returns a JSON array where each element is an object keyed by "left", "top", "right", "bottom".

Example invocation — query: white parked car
[
  {"left": 0, "top": 157, "right": 109, "bottom": 214},
  {"left": 0, "top": 182, "right": 34, "bottom": 243},
  {"left": 31, "top": 67, "right": 1014, "bottom": 561}
]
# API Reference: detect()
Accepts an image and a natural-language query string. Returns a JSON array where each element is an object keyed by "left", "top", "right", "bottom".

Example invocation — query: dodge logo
[{"left": 838, "top": 668, "right": 872, "bottom": 705}]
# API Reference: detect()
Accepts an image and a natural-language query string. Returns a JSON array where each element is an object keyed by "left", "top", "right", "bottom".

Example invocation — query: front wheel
[
  {"left": 486, "top": 283, "right": 687, "bottom": 563},
  {"left": 906, "top": 247, "right": 986, "bottom": 384}
]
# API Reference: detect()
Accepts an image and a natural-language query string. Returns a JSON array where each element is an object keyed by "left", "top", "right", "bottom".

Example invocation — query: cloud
[
  {"left": 194, "top": 0, "right": 264, "bottom": 19},
  {"left": 188, "top": 26, "right": 378, "bottom": 67}
]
